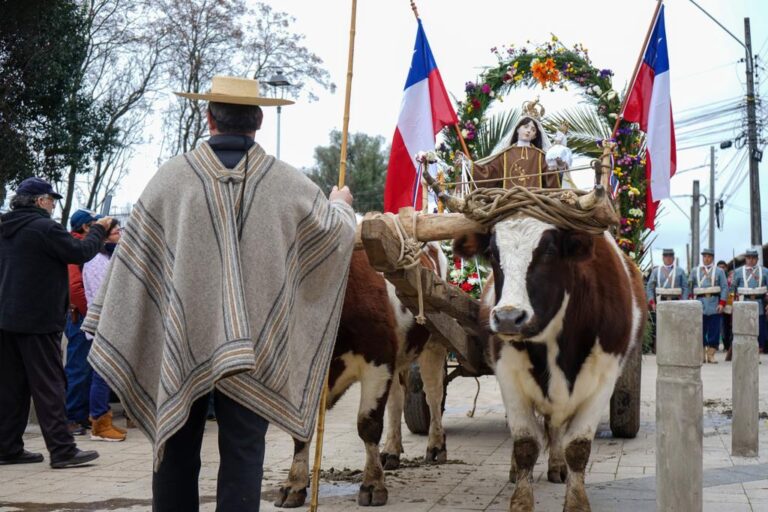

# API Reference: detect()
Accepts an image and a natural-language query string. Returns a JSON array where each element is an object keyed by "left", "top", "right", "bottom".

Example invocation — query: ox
[
  {"left": 453, "top": 212, "right": 645, "bottom": 512},
  {"left": 274, "top": 245, "right": 449, "bottom": 508}
]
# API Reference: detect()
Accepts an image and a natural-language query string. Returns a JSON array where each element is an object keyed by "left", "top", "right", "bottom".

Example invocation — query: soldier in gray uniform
[
  {"left": 646, "top": 248, "right": 688, "bottom": 352},
  {"left": 731, "top": 248, "right": 768, "bottom": 353},
  {"left": 690, "top": 248, "right": 728, "bottom": 363}
]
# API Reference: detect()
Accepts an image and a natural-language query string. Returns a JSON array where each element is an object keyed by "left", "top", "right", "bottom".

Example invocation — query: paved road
[{"left": 1, "top": 354, "right": 767, "bottom": 511}]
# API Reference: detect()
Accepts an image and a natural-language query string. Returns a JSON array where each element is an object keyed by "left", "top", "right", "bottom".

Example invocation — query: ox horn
[
  {"left": 422, "top": 171, "right": 466, "bottom": 212},
  {"left": 575, "top": 185, "right": 605, "bottom": 210}
]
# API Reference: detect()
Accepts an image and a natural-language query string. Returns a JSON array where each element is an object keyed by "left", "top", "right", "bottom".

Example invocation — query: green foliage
[
  {"left": 543, "top": 105, "right": 610, "bottom": 159},
  {"left": 306, "top": 130, "right": 389, "bottom": 213},
  {"left": 0, "top": 0, "right": 114, "bottom": 215}
]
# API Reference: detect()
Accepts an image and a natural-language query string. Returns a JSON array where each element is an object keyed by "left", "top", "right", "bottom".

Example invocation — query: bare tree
[
  {"left": 161, "top": 1, "right": 335, "bottom": 156},
  {"left": 240, "top": 3, "right": 335, "bottom": 102},
  {"left": 60, "top": 0, "right": 165, "bottom": 224},
  {"left": 158, "top": 0, "right": 246, "bottom": 155}
]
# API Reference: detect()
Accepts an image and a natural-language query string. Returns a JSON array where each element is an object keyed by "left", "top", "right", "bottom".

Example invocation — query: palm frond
[
  {"left": 543, "top": 105, "right": 611, "bottom": 159},
  {"left": 474, "top": 107, "right": 520, "bottom": 159}
]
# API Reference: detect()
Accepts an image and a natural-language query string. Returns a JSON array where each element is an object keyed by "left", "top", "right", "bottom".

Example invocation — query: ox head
[{"left": 454, "top": 216, "right": 594, "bottom": 342}]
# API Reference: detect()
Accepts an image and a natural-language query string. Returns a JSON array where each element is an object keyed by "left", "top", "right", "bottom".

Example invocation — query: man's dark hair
[
  {"left": 9, "top": 194, "right": 40, "bottom": 210},
  {"left": 208, "top": 102, "right": 263, "bottom": 134},
  {"left": 717, "top": 260, "right": 727, "bottom": 267}
]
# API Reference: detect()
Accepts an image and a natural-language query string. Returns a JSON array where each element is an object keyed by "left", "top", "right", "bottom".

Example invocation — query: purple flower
[
  {"left": 465, "top": 81, "right": 476, "bottom": 93},
  {"left": 481, "top": 83, "right": 491, "bottom": 94},
  {"left": 599, "top": 69, "right": 614, "bottom": 78}
]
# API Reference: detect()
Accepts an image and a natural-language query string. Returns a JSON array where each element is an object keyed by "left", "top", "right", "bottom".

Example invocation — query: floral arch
[{"left": 439, "top": 37, "right": 650, "bottom": 265}]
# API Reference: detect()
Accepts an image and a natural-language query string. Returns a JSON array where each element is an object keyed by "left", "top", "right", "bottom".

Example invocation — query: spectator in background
[
  {"left": 0, "top": 178, "right": 110, "bottom": 468},
  {"left": 64, "top": 209, "right": 103, "bottom": 435},
  {"left": 83, "top": 221, "right": 126, "bottom": 441}
]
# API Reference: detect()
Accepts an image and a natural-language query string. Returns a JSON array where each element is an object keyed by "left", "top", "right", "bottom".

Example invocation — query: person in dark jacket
[{"left": 0, "top": 177, "right": 111, "bottom": 468}]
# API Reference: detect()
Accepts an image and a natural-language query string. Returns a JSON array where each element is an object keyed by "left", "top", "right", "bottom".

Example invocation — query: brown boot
[
  {"left": 725, "top": 347, "right": 732, "bottom": 361},
  {"left": 703, "top": 347, "right": 708, "bottom": 364},
  {"left": 105, "top": 411, "right": 127, "bottom": 435},
  {"left": 90, "top": 412, "right": 127, "bottom": 442},
  {"left": 707, "top": 346, "right": 718, "bottom": 364}
]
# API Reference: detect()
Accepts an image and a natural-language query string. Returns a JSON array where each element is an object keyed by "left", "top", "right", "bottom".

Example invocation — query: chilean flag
[
  {"left": 623, "top": 3, "right": 676, "bottom": 230},
  {"left": 383, "top": 19, "right": 458, "bottom": 213}
]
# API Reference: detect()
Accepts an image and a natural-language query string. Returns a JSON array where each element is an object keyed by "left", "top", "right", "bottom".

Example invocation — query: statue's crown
[{"left": 522, "top": 98, "right": 545, "bottom": 120}]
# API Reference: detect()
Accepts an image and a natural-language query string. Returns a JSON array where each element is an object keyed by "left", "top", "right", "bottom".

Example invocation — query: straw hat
[{"left": 174, "top": 76, "right": 294, "bottom": 107}]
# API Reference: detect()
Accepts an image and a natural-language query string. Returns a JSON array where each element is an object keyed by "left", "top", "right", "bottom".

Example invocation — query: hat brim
[
  {"left": 51, "top": 192, "right": 63, "bottom": 200},
  {"left": 174, "top": 91, "right": 294, "bottom": 107}
]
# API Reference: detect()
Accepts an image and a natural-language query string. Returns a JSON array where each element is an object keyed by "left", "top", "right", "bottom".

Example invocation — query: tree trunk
[{"left": 60, "top": 164, "right": 78, "bottom": 227}]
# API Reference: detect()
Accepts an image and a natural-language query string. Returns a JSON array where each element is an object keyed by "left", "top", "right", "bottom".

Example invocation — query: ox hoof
[
  {"left": 273, "top": 486, "right": 307, "bottom": 508},
  {"left": 424, "top": 445, "right": 447, "bottom": 464},
  {"left": 509, "top": 482, "right": 534, "bottom": 512},
  {"left": 380, "top": 452, "right": 400, "bottom": 470},
  {"left": 548, "top": 464, "right": 568, "bottom": 484},
  {"left": 358, "top": 484, "right": 388, "bottom": 507}
]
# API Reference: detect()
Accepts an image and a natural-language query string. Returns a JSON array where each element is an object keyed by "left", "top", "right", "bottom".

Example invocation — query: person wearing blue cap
[
  {"left": 0, "top": 177, "right": 113, "bottom": 468},
  {"left": 732, "top": 248, "right": 768, "bottom": 353},
  {"left": 690, "top": 248, "right": 728, "bottom": 363},
  {"left": 63, "top": 209, "right": 103, "bottom": 436}
]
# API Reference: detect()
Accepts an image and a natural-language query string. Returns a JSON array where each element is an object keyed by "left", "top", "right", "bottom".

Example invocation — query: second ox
[
  {"left": 452, "top": 198, "right": 645, "bottom": 512},
  {"left": 274, "top": 243, "right": 450, "bottom": 508}
]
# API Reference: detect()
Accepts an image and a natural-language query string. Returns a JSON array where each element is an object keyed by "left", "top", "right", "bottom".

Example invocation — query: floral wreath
[{"left": 437, "top": 37, "right": 649, "bottom": 290}]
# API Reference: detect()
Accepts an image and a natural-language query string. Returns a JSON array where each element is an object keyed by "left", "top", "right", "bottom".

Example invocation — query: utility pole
[
  {"left": 688, "top": 3, "right": 763, "bottom": 247},
  {"left": 709, "top": 146, "right": 716, "bottom": 250},
  {"left": 744, "top": 18, "right": 762, "bottom": 248},
  {"left": 691, "top": 180, "right": 701, "bottom": 267}
]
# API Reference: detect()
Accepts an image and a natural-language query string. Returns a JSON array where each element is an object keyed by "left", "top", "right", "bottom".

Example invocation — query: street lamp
[{"left": 265, "top": 70, "right": 292, "bottom": 159}]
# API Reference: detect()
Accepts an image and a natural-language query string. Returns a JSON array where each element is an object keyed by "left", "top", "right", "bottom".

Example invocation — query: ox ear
[
  {"left": 561, "top": 231, "right": 594, "bottom": 262},
  {"left": 453, "top": 232, "right": 491, "bottom": 259}
]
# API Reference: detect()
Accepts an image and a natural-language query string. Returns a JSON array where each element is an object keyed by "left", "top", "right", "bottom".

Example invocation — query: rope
[
  {"left": 446, "top": 162, "right": 610, "bottom": 188},
  {"left": 455, "top": 186, "right": 615, "bottom": 234},
  {"left": 372, "top": 212, "right": 427, "bottom": 324}
]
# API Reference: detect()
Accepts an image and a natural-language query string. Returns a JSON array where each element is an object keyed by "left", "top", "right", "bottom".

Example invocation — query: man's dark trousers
[
  {"left": 153, "top": 390, "right": 269, "bottom": 511},
  {"left": 0, "top": 330, "right": 78, "bottom": 462}
]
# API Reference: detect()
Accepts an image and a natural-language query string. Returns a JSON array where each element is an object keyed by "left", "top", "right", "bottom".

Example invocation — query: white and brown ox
[
  {"left": 452, "top": 197, "right": 645, "bottom": 511},
  {"left": 274, "top": 244, "right": 449, "bottom": 508}
]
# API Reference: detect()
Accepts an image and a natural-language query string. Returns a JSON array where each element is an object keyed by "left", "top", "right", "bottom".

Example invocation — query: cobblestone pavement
[{"left": 1, "top": 354, "right": 767, "bottom": 511}]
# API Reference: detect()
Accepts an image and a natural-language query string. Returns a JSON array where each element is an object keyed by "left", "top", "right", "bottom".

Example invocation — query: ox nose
[{"left": 491, "top": 307, "right": 528, "bottom": 333}]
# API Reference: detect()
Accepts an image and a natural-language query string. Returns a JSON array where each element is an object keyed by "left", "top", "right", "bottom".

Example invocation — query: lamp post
[{"left": 265, "top": 70, "right": 292, "bottom": 159}]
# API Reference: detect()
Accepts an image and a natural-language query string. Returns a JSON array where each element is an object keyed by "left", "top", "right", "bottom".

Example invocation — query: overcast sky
[{"left": 112, "top": 0, "right": 767, "bottom": 268}]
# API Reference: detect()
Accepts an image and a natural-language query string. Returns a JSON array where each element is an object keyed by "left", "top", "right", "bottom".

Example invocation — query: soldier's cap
[
  {"left": 745, "top": 249, "right": 759, "bottom": 258},
  {"left": 662, "top": 248, "right": 674, "bottom": 256},
  {"left": 701, "top": 248, "right": 714, "bottom": 256}
]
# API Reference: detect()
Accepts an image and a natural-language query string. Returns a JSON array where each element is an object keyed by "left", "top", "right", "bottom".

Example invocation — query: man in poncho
[{"left": 83, "top": 76, "right": 356, "bottom": 511}]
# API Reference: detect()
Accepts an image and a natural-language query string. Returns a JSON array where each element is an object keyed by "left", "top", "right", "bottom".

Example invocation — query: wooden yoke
[{"left": 358, "top": 209, "right": 485, "bottom": 269}]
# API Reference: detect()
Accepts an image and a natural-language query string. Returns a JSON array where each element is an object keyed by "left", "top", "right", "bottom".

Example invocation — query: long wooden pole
[
  {"left": 311, "top": 2, "right": 357, "bottom": 511},
  {"left": 611, "top": 0, "right": 663, "bottom": 138},
  {"left": 337, "top": 0, "right": 358, "bottom": 189}
]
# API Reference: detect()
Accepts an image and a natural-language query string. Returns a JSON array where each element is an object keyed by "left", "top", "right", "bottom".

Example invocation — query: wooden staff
[
  {"left": 336, "top": 0, "right": 358, "bottom": 189},
  {"left": 610, "top": 0, "right": 663, "bottom": 138},
  {"left": 311, "top": 2, "right": 358, "bottom": 510}
]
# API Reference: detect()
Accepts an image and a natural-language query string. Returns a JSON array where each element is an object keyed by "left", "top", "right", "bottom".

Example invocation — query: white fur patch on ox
[
  {"left": 492, "top": 216, "right": 554, "bottom": 324},
  {"left": 495, "top": 334, "right": 621, "bottom": 440},
  {"left": 332, "top": 353, "right": 391, "bottom": 417}
]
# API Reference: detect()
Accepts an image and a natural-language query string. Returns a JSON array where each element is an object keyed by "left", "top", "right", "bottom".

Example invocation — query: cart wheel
[
  {"left": 403, "top": 363, "right": 447, "bottom": 435},
  {"left": 610, "top": 342, "right": 641, "bottom": 438}
]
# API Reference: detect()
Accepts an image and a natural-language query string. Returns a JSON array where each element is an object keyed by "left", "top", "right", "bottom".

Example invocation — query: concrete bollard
[
  {"left": 731, "top": 302, "right": 760, "bottom": 457},
  {"left": 656, "top": 301, "right": 703, "bottom": 512}
]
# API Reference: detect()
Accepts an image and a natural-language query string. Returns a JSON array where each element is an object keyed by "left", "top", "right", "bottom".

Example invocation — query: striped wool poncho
[{"left": 83, "top": 141, "right": 356, "bottom": 465}]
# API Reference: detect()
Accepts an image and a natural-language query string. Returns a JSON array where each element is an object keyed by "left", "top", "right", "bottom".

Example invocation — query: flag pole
[
  {"left": 311, "top": 2, "right": 357, "bottom": 511},
  {"left": 611, "top": 0, "right": 664, "bottom": 138},
  {"left": 409, "top": 1, "right": 472, "bottom": 163}
]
